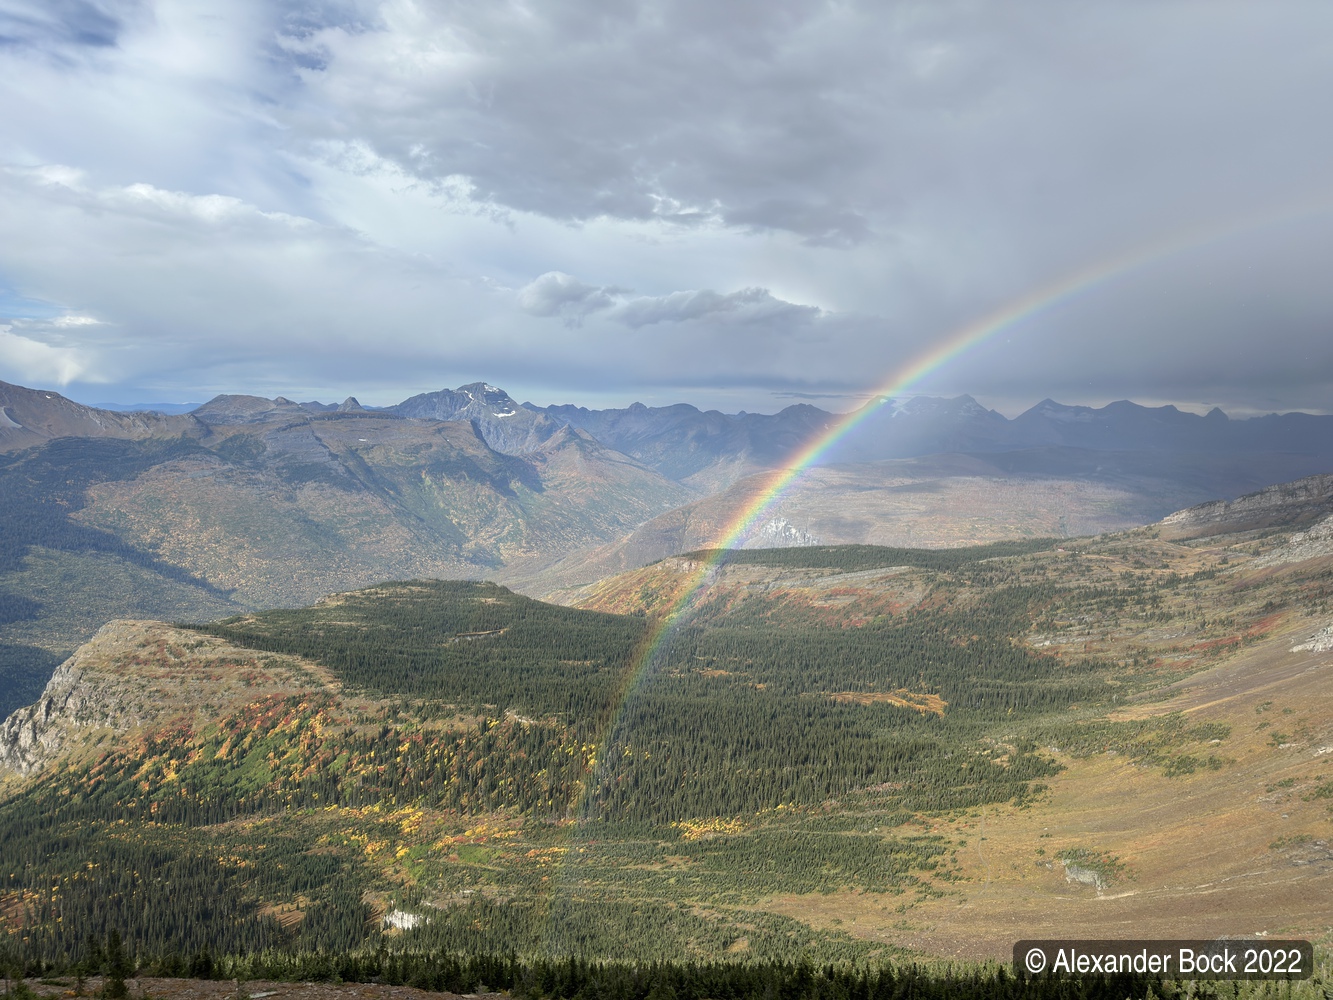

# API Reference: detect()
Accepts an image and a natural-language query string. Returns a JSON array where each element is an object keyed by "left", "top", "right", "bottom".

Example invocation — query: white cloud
[{"left": 0, "top": 325, "right": 93, "bottom": 385}]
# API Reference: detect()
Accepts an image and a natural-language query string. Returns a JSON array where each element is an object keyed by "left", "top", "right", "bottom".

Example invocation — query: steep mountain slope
[
  {"left": 66, "top": 411, "right": 689, "bottom": 606},
  {"left": 1158, "top": 473, "right": 1333, "bottom": 540},
  {"left": 536, "top": 399, "right": 835, "bottom": 490},
  {"left": 0, "top": 379, "right": 206, "bottom": 452},
  {"left": 394, "top": 382, "right": 572, "bottom": 456}
]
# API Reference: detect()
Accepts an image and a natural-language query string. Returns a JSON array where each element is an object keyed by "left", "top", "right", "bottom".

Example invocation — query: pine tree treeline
[{"left": 0, "top": 942, "right": 1282, "bottom": 1000}]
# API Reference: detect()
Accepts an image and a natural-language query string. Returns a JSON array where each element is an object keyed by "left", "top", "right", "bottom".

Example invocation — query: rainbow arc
[{"left": 538, "top": 195, "right": 1333, "bottom": 938}]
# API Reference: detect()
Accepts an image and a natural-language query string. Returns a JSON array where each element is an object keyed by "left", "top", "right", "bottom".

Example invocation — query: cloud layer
[
  {"left": 2, "top": 0, "right": 1333, "bottom": 413},
  {"left": 517, "top": 273, "right": 823, "bottom": 331}
]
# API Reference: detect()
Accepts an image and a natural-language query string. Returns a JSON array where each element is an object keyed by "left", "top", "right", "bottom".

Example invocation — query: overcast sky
[{"left": 2, "top": 0, "right": 1332, "bottom": 415}]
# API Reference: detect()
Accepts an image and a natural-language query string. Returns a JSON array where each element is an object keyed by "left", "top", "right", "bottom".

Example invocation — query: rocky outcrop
[
  {"left": 1157, "top": 474, "right": 1333, "bottom": 540},
  {"left": 1, "top": 661, "right": 91, "bottom": 775},
  {"left": 747, "top": 517, "right": 820, "bottom": 548},
  {"left": 0, "top": 624, "right": 156, "bottom": 775},
  {"left": 1291, "top": 621, "right": 1333, "bottom": 653},
  {"left": 1259, "top": 514, "right": 1333, "bottom": 571},
  {"left": 1062, "top": 861, "right": 1106, "bottom": 894},
  {"left": 0, "top": 620, "right": 332, "bottom": 778}
]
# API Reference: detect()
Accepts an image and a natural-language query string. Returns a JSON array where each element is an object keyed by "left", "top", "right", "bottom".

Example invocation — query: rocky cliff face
[
  {"left": 393, "top": 383, "right": 570, "bottom": 456},
  {"left": 0, "top": 622, "right": 156, "bottom": 775},
  {"left": 1157, "top": 473, "right": 1333, "bottom": 540},
  {"left": 2, "top": 661, "right": 105, "bottom": 775},
  {"left": 0, "top": 620, "right": 332, "bottom": 779}
]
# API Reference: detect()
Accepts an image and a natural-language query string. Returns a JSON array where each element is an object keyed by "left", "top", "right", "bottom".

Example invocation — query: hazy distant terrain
[{"left": 523, "top": 449, "right": 1333, "bottom": 598}]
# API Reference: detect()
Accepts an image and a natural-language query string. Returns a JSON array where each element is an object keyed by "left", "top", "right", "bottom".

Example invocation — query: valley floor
[{"left": 763, "top": 615, "right": 1333, "bottom": 959}]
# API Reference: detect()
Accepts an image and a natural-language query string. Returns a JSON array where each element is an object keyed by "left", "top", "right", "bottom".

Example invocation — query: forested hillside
[{"left": 10, "top": 515, "right": 1329, "bottom": 969}]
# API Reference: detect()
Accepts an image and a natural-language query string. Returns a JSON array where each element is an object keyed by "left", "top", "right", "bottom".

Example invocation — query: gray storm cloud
[
  {"left": 1, "top": 0, "right": 1332, "bottom": 412},
  {"left": 516, "top": 272, "right": 624, "bottom": 325},
  {"left": 518, "top": 273, "right": 824, "bottom": 330}
]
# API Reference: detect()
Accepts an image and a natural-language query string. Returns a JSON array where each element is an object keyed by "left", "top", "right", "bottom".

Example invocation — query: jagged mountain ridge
[
  {"left": 540, "top": 392, "right": 1333, "bottom": 484},
  {"left": 9, "top": 377, "right": 1333, "bottom": 617},
  {"left": 395, "top": 383, "right": 573, "bottom": 456},
  {"left": 44, "top": 381, "right": 1333, "bottom": 485},
  {"left": 535, "top": 399, "right": 835, "bottom": 490}
]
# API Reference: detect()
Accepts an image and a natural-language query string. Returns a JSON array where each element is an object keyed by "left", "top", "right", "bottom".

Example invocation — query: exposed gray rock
[
  {"left": 1262, "top": 514, "right": 1333, "bottom": 571},
  {"left": 394, "top": 383, "right": 567, "bottom": 455},
  {"left": 0, "top": 622, "right": 156, "bottom": 776},
  {"left": 1158, "top": 474, "right": 1333, "bottom": 539},
  {"left": 1062, "top": 861, "right": 1105, "bottom": 893},
  {"left": 746, "top": 517, "right": 820, "bottom": 548},
  {"left": 1291, "top": 620, "right": 1333, "bottom": 653}
]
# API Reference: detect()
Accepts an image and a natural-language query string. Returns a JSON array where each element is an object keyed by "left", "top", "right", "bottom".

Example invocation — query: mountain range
[
  {"left": 4, "top": 376, "right": 1333, "bottom": 718},
  {"left": 46, "top": 381, "right": 1333, "bottom": 486}
]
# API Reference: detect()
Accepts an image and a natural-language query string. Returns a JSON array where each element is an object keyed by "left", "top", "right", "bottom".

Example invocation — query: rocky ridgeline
[
  {"left": 0, "top": 621, "right": 329, "bottom": 778},
  {"left": 0, "top": 379, "right": 205, "bottom": 453},
  {"left": 0, "top": 622, "right": 156, "bottom": 775},
  {"left": 1157, "top": 473, "right": 1333, "bottom": 540}
]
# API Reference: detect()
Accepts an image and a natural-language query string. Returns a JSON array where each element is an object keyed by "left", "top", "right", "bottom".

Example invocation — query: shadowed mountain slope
[{"left": 0, "top": 380, "right": 207, "bottom": 452}]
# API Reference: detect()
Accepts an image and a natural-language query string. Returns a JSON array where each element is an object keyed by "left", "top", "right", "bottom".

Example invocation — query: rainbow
[
  {"left": 576, "top": 204, "right": 1302, "bottom": 762},
  {"left": 534, "top": 199, "right": 1333, "bottom": 936}
]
